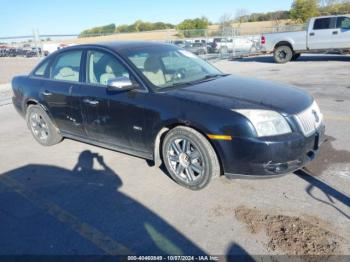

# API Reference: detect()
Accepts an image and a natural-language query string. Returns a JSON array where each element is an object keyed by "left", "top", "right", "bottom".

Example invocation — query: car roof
[
  {"left": 63, "top": 41, "right": 174, "bottom": 52},
  {"left": 312, "top": 14, "right": 350, "bottom": 19}
]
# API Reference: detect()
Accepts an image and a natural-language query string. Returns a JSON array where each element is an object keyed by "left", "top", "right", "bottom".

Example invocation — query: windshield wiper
[
  {"left": 166, "top": 81, "right": 192, "bottom": 88},
  {"left": 159, "top": 74, "right": 229, "bottom": 90},
  {"left": 190, "top": 73, "right": 229, "bottom": 84}
]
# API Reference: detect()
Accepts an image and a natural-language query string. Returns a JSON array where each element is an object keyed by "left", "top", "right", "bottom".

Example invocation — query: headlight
[{"left": 233, "top": 109, "right": 292, "bottom": 137}]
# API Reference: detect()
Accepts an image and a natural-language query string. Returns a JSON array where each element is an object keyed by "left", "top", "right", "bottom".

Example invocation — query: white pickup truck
[{"left": 260, "top": 15, "right": 350, "bottom": 63}]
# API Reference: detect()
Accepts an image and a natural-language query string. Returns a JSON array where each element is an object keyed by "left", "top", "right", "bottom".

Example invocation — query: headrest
[
  {"left": 105, "top": 64, "right": 114, "bottom": 74},
  {"left": 144, "top": 56, "right": 162, "bottom": 73},
  {"left": 59, "top": 67, "right": 75, "bottom": 77}
]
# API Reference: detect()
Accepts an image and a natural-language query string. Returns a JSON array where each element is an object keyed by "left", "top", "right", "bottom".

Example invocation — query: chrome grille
[{"left": 295, "top": 101, "right": 323, "bottom": 137}]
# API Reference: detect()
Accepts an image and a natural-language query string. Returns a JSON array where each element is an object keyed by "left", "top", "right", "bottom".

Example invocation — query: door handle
[
  {"left": 42, "top": 90, "right": 52, "bottom": 96},
  {"left": 332, "top": 31, "right": 338, "bottom": 35},
  {"left": 83, "top": 98, "right": 99, "bottom": 105},
  {"left": 309, "top": 32, "right": 315, "bottom": 36}
]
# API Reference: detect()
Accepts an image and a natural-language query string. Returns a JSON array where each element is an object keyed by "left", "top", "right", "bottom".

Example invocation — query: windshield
[{"left": 124, "top": 45, "right": 223, "bottom": 90}]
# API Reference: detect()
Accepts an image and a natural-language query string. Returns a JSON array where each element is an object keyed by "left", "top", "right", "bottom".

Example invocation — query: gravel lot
[
  {"left": 0, "top": 57, "right": 40, "bottom": 84},
  {"left": 0, "top": 54, "right": 349, "bottom": 257}
]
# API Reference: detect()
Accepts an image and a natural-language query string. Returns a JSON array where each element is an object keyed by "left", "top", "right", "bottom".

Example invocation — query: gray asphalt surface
[{"left": 0, "top": 54, "right": 349, "bottom": 256}]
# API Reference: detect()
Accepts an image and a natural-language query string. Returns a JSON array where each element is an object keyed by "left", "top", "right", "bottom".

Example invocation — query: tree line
[
  {"left": 79, "top": 0, "right": 350, "bottom": 37},
  {"left": 238, "top": 0, "right": 350, "bottom": 23},
  {"left": 79, "top": 21, "right": 176, "bottom": 37}
]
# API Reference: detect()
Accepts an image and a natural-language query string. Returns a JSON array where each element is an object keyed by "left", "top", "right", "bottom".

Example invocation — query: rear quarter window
[{"left": 33, "top": 60, "right": 49, "bottom": 78}]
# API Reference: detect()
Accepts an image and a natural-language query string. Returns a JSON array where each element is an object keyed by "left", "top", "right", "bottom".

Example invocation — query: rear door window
[
  {"left": 33, "top": 60, "right": 49, "bottom": 78},
  {"left": 51, "top": 50, "right": 82, "bottom": 82},
  {"left": 313, "top": 18, "right": 333, "bottom": 30}
]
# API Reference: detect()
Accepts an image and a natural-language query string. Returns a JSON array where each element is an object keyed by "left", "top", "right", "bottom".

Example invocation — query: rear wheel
[
  {"left": 273, "top": 45, "right": 293, "bottom": 63},
  {"left": 26, "top": 105, "right": 62, "bottom": 146},
  {"left": 162, "top": 126, "right": 221, "bottom": 190}
]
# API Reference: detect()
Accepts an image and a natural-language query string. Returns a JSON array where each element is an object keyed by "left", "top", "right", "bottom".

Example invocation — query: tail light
[{"left": 261, "top": 36, "right": 266, "bottom": 45}]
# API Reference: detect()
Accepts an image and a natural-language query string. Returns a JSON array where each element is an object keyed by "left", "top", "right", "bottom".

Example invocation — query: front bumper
[{"left": 220, "top": 123, "right": 325, "bottom": 177}]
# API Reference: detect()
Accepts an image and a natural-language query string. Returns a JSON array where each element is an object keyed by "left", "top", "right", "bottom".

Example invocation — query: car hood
[{"left": 166, "top": 75, "right": 313, "bottom": 115}]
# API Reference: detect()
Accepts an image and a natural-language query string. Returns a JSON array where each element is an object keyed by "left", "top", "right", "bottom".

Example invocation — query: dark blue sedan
[{"left": 12, "top": 41, "right": 325, "bottom": 190}]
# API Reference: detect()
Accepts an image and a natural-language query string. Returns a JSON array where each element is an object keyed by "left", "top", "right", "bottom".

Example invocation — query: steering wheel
[{"left": 172, "top": 68, "right": 186, "bottom": 81}]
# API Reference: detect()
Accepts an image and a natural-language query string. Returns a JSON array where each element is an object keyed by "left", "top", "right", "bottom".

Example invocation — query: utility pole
[
  {"left": 32, "top": 29, "right": 42, "bottom": 57},
  {"left": 37, "top": 29, "right": 43, "bottom": 57}
]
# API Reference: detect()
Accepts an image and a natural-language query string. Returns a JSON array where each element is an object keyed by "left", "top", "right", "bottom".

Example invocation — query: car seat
[
  {"left": 54, "top": 67, "right": 79, "bottom": 82},
  {"left": 143, "top": 56, "right": 166, "bottom": 86}
]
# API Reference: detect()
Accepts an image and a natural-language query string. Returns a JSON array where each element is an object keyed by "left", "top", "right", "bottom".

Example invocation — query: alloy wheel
[
  {"left": 167, "top": 138, "right": 205, "bottom": 183},
  {"left": 29, "top": 112, "right": 49, "bottom": 142},
  {"left": 278, "top": 50, "right": 287, "bottom": 59}
]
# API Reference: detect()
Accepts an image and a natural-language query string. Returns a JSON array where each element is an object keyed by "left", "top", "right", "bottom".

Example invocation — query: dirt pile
[{"left": 235, "top": 206, "right": 340, "bottom": 255}]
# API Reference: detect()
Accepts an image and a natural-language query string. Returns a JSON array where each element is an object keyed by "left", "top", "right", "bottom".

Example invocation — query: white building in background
[{"left": 42, "top": 43, "right": 75, "bottom": 55}]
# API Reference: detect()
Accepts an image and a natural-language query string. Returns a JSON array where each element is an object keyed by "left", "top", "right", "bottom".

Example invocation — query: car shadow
[
  {"left": 295, "top": 169, "right": 350, "bottom": 219},
  {"left": 226, "top": 243, "right": 255, "bottom": 262},
  {"left": 234, "top": 54, "right": 350, "bottom": 64},
  {"left": 0, "top": 150, "right": 205, "bottom": 255}
]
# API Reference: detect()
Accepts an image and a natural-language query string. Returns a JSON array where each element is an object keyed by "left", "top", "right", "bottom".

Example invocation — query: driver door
[{"left": 80, "top": 49, "right": 148, "bottom": 153}]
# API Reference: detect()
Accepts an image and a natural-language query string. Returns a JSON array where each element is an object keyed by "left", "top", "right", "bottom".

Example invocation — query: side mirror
[{"left": 107, "top": 77, "right": 136, "bottom": 92}]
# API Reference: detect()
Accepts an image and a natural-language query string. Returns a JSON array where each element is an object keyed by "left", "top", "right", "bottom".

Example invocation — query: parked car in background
[
  {"left": 171, "top": 40, "right": 188, "bottom": 48},
  {"left": 211, "top": 37, "right": 258, "bottom": 55},
  {"left": 0, "top": 48, "right": 6, "bottom": 57},
  {"left": 184, "top": 42, "right": 213, "bottom": 55},
  {"left": 212, "top": 38, "right": 233, "bottom": 53},
  {"left": 25, "top": 50, "right": 38, "bottom": 58},
  {"left": 7, "top": 48, "right": 17, "bottom": 57},
  {"left": 261, "top": 15, "right": 350, "bottom": 63},
  {"left": 12, "top": 41, "right": 324, "bottom": 190}
]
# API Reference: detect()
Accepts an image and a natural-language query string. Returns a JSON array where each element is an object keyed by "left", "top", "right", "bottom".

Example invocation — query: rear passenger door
[
  {"left": 41, "top": 50, "right": 85, "bottom": 136},
  {"left": 308, "top": 17, "right": 336, "bottom": 50}
]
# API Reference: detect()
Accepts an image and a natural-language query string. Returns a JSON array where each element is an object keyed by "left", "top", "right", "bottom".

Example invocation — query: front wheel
[
  {"left": 162, "top": 126, "right": 221, "bottom": 190},
  {"left": 273, "top": 45, "right": 293, "bottom": 63}
]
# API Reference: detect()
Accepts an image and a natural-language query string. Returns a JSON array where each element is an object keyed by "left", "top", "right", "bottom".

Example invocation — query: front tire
[
  {"left": 162, "top": 126, "right": 221, "bottom": 190},
  {"left": 273, "top": 45, "right": 293, "bottom": 63},
  {"left": 26, "top": 105, "right": 62, "bottom": 146}
]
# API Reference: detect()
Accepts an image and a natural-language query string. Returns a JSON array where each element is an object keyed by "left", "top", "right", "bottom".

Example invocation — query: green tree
[
  {"left": 177, "top": 17, "right": 209, "bottom": 37},
  {"left": 115, "top": 21, "right": 174, "bottom": 33},
  {"left": 79, "top": 23, "right": 116, "bottom": 37},
  {"left": 290, "top": 0, "right": 320, "bottom": 22},
  {"left": 319, "top": 0, "right": 350, "bottom": 15},
  {"left": 177, "top": 17, "right": 209, "bottom": 30}
]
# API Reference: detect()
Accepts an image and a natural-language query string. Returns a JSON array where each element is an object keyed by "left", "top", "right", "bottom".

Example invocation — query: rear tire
[
  {"left": 162, "top": 126, "right": 221, "bottom": 190},
  {"left": 26, "top": 105, "right": 62, "bottom": 146},
  {"left": 274, "top": 45, "right": 293, "bottom": 63}
]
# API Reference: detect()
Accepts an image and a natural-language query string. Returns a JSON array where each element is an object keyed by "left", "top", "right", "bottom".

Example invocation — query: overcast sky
[{"left": 0, "top": 0, "right": 293, "bottom": 37}]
